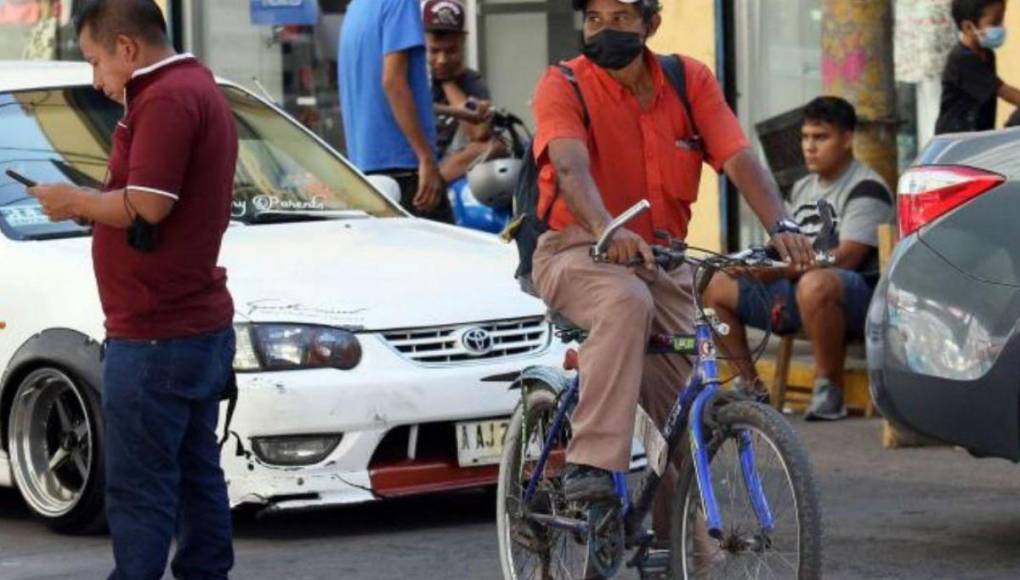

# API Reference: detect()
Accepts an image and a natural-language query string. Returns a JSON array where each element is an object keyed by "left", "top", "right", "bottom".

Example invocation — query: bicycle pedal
[
  {"left": 632, "top": 548, "right": 671, "bottom": 580},
  {"left": 639, "top": 548, "right": 671, "bottom": 569}
]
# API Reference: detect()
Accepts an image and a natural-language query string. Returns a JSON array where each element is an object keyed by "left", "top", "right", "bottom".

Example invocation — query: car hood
[{"left": 221, "top": 217, "right": 545, "bottom": 330}]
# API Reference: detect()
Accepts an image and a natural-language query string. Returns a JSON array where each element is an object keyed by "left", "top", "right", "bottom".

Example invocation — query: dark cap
[
  {"left": 571, "top": 0, "right": 655, "bottom": 11},
  {"left": 422, "top": 0, "right": 466, "bottom": 33}
]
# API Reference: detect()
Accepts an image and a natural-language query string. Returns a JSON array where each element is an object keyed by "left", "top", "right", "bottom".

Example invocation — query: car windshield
[{"left": 0, "top": 84, "right": 400, "bottom": 240}]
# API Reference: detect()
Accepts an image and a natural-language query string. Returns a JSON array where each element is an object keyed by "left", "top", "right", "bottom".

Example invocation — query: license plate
[{"left": 456, "top": 418, "right": 510, "bottom": 467}]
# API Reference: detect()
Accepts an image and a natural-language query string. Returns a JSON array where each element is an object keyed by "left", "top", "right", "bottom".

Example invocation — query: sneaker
[
  {"left": 562, "top": 463, "right": 616, "bottom": 502},
  {"left": 804, "top": 380, "right": 848, "bottom": 421}
]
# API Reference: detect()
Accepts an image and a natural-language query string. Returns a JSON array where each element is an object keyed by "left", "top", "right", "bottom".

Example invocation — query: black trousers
[{"left": 369, "top": 168, "right": 454, "bottom": 224}]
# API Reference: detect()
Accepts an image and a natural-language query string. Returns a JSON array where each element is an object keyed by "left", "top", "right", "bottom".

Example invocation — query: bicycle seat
[{"left": 547, "top": 310, "right": 588, "bottom": 343}]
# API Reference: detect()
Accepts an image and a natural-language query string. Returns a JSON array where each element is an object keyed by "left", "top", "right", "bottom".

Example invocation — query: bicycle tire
[
  {"left": 670, "top": 401, "right": 823, "bottom": 579},
  {"left": 497, "top": 388, "right": 589, "bottom": 579}
]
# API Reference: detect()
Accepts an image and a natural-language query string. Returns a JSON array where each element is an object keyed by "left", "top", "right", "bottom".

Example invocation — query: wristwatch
[{"left": 770, "top": 218, "right": 802, "bottom": 236}]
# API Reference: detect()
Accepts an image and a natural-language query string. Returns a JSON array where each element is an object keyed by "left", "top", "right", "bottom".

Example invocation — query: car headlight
[
  {"left": 233, "top": 323, "right": 362, "bottom": 372},
  {"left": 251, "top": 434, "right": 343, "bottom": 466}
]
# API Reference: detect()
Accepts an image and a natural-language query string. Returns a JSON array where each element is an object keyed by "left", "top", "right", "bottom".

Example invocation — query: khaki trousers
[{"left": 532, "top": 226, "right": 696, "bottom": 537}]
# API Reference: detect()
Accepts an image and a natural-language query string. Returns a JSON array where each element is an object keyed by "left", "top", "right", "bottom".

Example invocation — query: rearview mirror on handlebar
[{"left": 813, "top": 199, "right": 838, "bottom": 252}]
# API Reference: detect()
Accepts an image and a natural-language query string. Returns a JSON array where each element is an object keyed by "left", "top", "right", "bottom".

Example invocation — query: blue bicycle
[{"left": 496, "top": 201, "right": 824, "bottom": 579}]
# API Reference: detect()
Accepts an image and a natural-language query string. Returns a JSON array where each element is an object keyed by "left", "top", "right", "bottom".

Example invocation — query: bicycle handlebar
[
  {"left": 590, "top": 200, "right": 834, "bottom": 270},
  {"left": 722, "top": 246, "right": 836, "bottom": 269},
  {"left": 640, "top": 245, "right": 833, "bottom": 270}
]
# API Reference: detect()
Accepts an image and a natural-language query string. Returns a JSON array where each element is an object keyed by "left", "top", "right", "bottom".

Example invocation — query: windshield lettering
[{"left": 252, "top": 194, "right": 326, "bottom": 212}]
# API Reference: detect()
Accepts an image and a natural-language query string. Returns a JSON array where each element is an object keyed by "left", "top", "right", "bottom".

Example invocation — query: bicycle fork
[{"left": 689, "top": 323, "right": 775, "bottom": 540}]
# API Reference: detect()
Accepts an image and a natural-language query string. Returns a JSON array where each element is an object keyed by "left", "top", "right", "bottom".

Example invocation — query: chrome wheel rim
[{"left": 8, "top": 369, "right": 93, "bottom": 518}]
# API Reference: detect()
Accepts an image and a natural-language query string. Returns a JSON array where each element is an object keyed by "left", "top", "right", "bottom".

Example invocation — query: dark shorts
[{"left": 736, "top": 269, "right": 874, "bottom": 339}]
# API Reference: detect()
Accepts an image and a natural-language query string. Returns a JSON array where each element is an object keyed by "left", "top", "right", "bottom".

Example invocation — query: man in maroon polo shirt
[{"left": 30, "top": 1, "right": 237, "bottom": 578}]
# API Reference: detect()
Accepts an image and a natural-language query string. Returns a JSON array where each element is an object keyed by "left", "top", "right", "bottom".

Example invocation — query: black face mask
[{"left": 582, "top": 29, "right": 645, "bottom": 70}]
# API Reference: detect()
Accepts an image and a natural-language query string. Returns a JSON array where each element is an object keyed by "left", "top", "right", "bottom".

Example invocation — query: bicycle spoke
[
  {"left": 769, "top": 549, "right": 799, "bottom": 572},
  {"left": 682, "top": 416, "right": 806, "bottom": 580}
]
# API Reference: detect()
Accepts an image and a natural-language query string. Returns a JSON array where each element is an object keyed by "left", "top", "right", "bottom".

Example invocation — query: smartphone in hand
[{"left": 5, "top": 169, "right": 37, "bottom": 188}]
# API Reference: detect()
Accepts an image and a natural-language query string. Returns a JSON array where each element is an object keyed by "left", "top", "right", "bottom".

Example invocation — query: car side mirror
[{"left": 813, "top": 199, "right": 838, "bottom": 252}]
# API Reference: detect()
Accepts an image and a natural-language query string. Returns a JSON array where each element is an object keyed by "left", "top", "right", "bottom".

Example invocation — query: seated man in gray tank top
[{"left": 705, "top": 96, "right": 893, "bottom": 421}]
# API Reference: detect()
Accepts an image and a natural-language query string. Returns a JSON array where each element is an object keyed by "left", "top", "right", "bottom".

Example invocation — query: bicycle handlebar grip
[
  {"left": 618, "top": 248, "right": 681, "bottom": 269},
  {"left": 593, "top": 200, "right": 652, "bottom": 258}
]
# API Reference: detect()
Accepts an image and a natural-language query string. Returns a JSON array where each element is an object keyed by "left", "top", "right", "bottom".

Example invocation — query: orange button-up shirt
[{"left": 532, "top": 50, "right": 749, "bottom": 243}]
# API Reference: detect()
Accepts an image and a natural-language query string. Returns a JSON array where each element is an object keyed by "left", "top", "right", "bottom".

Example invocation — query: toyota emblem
[{"left": 460, "top": 327, "right": 493, "bottom": 356}]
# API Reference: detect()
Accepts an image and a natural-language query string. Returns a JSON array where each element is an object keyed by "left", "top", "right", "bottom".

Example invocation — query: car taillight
[{"left": 897, "top": 165, "right": 1004, "bottom": 236}]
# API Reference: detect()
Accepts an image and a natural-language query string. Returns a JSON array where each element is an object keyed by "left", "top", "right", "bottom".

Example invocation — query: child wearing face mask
[{"left": 936, "top": 0, "right": 1020, "bottom": 134}]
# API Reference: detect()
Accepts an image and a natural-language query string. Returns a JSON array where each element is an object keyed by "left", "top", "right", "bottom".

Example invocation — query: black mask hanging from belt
[{"left": 582, "top": 29, "right": 645, "bottom": 70}]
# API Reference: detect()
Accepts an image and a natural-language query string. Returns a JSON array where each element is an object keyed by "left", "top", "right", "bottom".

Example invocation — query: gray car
[{"left": 867, "top": 128, "right": 1020, "bottom": 461}]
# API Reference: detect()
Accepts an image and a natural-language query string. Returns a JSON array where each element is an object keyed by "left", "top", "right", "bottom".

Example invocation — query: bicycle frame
[{"left": 520, "top": 310, "right": 776, "bottom": 542}]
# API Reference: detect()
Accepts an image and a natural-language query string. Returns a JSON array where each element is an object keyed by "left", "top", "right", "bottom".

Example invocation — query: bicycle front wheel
[{"left": 670, "top": 401, "right": 822, "bottom": 579}]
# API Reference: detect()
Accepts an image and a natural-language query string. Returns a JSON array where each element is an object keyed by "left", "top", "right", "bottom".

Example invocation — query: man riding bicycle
[{"left": 530, "top": 0, "right": 815, "bottom": 542}]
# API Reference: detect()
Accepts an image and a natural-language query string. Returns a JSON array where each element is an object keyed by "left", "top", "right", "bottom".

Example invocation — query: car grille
[{"left": 382, "top": 317, "right": 551, "bottom": 365}]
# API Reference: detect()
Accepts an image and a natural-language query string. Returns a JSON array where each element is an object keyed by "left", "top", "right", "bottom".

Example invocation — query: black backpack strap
[
  {"left": 556, "top": 63, "right": 590, "bottom": 128},
  {"left": 658, "top": 54, "right": 703, "bottom": 151}
]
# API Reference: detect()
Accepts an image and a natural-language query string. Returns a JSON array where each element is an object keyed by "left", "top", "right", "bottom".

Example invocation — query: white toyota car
[{"left": 0, "top": 61, "right": 565, "bottom": 532}]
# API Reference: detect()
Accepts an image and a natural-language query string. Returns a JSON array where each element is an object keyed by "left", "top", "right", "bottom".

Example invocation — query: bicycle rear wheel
[
  {"left": 497, "top": 388, "right": 588, "bottom": 579},
  {"left": 670, "top": 401, "right": 822, "bottom": 579}
]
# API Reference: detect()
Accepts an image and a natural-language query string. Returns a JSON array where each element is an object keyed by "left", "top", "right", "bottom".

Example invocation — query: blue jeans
[{"left": 103, "top": 326, "right": 235, "bottom": 580}]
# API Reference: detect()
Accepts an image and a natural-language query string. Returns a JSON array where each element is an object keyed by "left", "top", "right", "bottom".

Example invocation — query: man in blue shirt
[{"left": 340, "top": 0, "right": 452, "bottom": 222}]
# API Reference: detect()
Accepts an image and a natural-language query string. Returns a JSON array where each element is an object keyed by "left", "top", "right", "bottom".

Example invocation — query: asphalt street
[{"left": 1, "top": 417, "right": 1019, "bottom": 579}]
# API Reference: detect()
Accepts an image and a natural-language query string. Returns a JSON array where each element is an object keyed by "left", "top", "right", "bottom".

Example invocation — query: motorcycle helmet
[{"left": 467, "top": 157, "right": 522, "bottom": 209}]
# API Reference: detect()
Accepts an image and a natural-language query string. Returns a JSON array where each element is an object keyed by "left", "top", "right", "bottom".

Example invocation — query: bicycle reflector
[
  {"left": 563, "top": 348, "right": 579, "bottom": 371},
  {"left": 897, "top": 165, "right": 1004, "bottom": 236}
]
